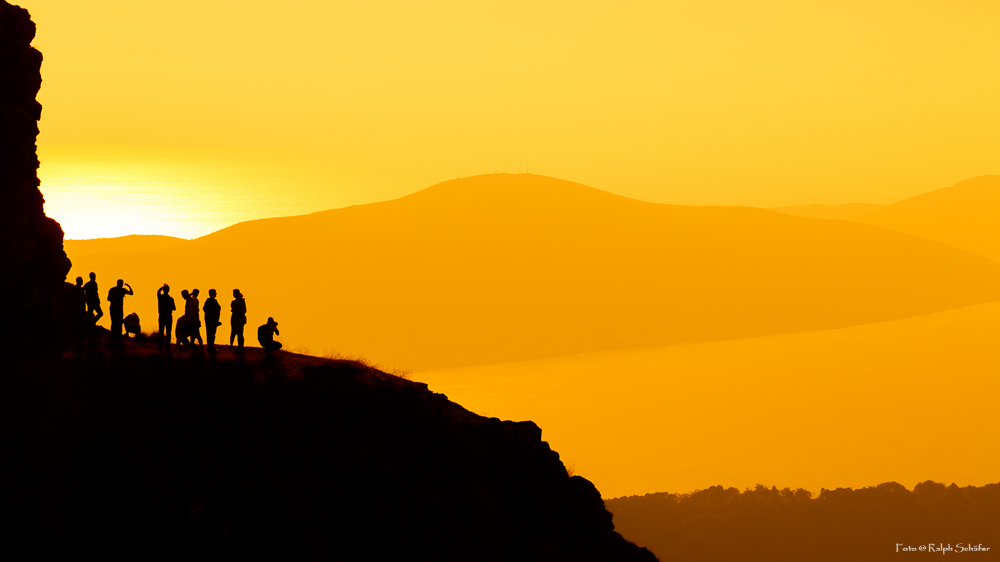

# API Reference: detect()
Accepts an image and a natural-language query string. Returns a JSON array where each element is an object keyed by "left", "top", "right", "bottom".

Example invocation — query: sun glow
[
  {"left": 21, "top": 0, "right": 1000, "bottom": 239},
  {"left": 40, "top": 146, "right": 367, "bottom": 239}
]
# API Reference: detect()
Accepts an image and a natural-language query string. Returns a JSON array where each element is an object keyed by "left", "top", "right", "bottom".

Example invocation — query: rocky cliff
[
  {"left": 0, "top": 5, "right": 655, "bottom": 557},
  {"left": 0, "top": 1, "right": 71, "bottom": 350},
  {"left": 1, "top": 346, "right": 658, "bottom": 561}
]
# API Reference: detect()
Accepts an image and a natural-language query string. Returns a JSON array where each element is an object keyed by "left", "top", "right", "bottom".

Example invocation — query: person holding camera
[
  {"left": 107, "top": 279, "right": 133, "bottom": 337},
  {"left": 257, "top": 317, "right": 282, "bottom": 354}
]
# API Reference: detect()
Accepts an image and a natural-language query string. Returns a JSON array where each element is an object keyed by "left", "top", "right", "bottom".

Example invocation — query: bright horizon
[{"left": 19, "top": 0, "right": 1000, "bottom": 239}]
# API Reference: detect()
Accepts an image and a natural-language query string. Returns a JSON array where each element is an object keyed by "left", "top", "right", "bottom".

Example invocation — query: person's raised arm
[{"left": 125, "top": 283, "right": 133, "bottom": 295}]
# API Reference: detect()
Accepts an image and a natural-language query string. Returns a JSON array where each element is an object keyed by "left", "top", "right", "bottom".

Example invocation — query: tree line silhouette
[{"left": 606, "top": 481, "right": 1000, "bottom": 562}]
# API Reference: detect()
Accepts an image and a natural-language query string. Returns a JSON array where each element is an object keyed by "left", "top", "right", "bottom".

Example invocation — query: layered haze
[
  {"left": 770, "top": 203, "right": 884, "bottom": 221},
  {"left": 419, "top": 301, "right": 1000, "bottom": 498},
  {"left": 857, "top": 175, "right": 1000, "bottom": 262},
  {"left": 65, "top": 173, "right": 1000, "bottom": 498},
  {"left": 67, "top": 174, "right": 1000, "bottom": 373}
]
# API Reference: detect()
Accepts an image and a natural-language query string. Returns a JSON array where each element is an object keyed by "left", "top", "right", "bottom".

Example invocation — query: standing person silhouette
[
  {"left": 83, "top": 272, "right": 103, "bottom": 324},
  {"left": 157, "top": 284, "right": 176, "bottom": 350},
  {"left": 72, "top": 276, "right": 87, "bottom": 337},
  {"left": 107, "top": 279, "right": 133, "bottom": 337},
  {"left": 185, "top": 289, "right": 203, "bottom": 346},
  {"left": 230, "top": 289, "right": 247, "bottom": 349},
  {"left": 176, "top": 290, "right": 191, "bottom": 345},
  {"left": 203, "top": 289, "right": 222, "bottom": 353},
  {"left": 257, "top": 317, "right": 282, "bottom": 354},
  {"left": 73, "top": 276, "right": 86, "bottom": 316}
]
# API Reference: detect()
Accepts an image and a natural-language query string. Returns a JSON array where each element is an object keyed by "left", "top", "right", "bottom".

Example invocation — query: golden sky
[{"left": 21, "top": 0, "right": 1000, "bottom": 238}]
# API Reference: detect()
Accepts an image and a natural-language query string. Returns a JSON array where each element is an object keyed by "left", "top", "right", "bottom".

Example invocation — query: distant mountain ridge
[
  {"left": 770, "top": 203, "right": 884, "bottom": 221},
  {"left": 771, "top": 176, "right": 1000, "bottom": 262},
  {"left": 857, "top": 175, "right": 1000, "bottom": 262},
  {"left": 68, "top": 173, "right": 1000, "bottom": 370},
  {"left": 64, "top": 234, "right": 187, "bottom": 260}
]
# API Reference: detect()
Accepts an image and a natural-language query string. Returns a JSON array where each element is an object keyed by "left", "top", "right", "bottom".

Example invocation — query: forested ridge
[{"left": 608, "top": 481, "right": 1000, "bottom": 561}]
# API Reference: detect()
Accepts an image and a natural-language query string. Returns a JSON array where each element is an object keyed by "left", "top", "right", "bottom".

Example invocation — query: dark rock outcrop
[
  {"left": 0, "top": 5, "right": 655, "bottom": 558},
  {"left": 0, "top": 1, "right": 71, "bottom": 351},
  {"left": 1, "top": 349, "right": 658, "bottom": 561}
]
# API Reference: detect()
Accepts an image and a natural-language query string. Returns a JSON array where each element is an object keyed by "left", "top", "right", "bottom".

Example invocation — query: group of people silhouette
[{"left": 74, "top": 272, "right": 282, "bottom": 355}]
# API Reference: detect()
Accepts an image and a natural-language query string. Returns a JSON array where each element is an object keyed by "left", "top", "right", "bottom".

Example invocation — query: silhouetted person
[
  {"left": 257, "top": 317, "right": 281, "bottom": 354},
  {"left": 107, "top": 279, "right": 133, "bottom": 337},
  {"left": 204, "top": 289, "right": 222, "bottom": 353},
  {"left": 230, "top": 289, "right": 247, "bottom": 349},
  {"left": 71, "top": 276, "right": 87, "bottom": 338},
  {"left": 157, "top": 284, "right": 176, "bottom": 350},
  {"left": 73, "top": 276, "right": 86, "bottom": 313},
  {"left": 74, "top": 276, "right": 85, "bottom": 302},
  {"left": 83, "top": 272, "right": 103, "bottom": 324},
  {"left": 185, "top": 288, "right": 203, "bottom": 345},
  {"left": 123, "top": 312, "right": 141, "bottom": 337},
  {"left": 176, "top": 290, "right": 191, "bottom": 346}
]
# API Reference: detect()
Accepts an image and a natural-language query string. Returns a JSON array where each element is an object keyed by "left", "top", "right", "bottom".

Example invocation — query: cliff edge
[
  {"left": 0, "top": 0, "right": 72, "bottom": 351},
  {"left": 0, "top": 5, "right": 653, "bottom": 558},
  {"left": 1, "top": 342, "right": 657, "bottom": 561}
]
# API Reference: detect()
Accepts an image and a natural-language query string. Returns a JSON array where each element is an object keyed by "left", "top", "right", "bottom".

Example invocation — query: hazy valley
[
  {"left": 65, "top": 173, "right": 1000, "bottom": 502},
  {"left": 67, "top": 174, "right": 1000, "bottom": 372}
]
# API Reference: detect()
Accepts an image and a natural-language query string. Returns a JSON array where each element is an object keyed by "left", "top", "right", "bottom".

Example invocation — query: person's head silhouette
[
  {"left": 181, "top": 290, "right": 190, "bottom": 299},
  {"left": 89, "top": 272, "right": 96, "bottom": 281},
  {"left": 209, "top": 289, "right": 217, "bottom": 298},
  {"left": 116, "top": 279, "right": 124, "bottom": 288},
  {"left": 268, "top": 317, "right": 278, "bottom": 327},
  {"left": 75, "top": 276, "right": 83, "bottom": 287},
  {"left": 192, "top": 289, "right": 200, "bottom": 298},
  {"left": 233, "top": 289, "right": 242, "bottom": 298},
  {"left": 162, "top": 283, "right": 170, "bottom": 294}
]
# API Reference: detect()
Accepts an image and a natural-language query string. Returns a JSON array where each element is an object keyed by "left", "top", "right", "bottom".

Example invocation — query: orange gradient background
[{"left": 20, "top": 0, "right": 1000, "bottom": 238}]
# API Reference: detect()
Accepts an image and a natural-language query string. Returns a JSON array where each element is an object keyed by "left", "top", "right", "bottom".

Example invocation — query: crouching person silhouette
[
  {"left": 123, "top": 313, "right": 141, "bottom": 337},
  {"left": 257, "top": 317, "right": 282, "bottom": 354}
]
